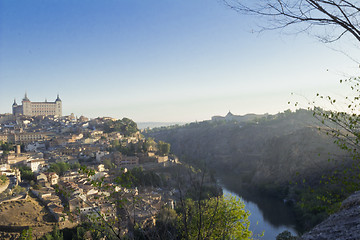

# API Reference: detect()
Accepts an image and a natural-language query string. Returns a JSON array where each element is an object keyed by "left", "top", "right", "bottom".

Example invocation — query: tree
[
  {"left": 48, "top": 162, "right": 70, "bottom": 176},
  {"left": 20, "top": 228, "right": 33, "bottom": 240},
  {"left": 225, "top": 0, "right": 360, "bottom": 44},
  {"left": 39, "top": 225, "right": 63, "bottom": 240},
  {"left": 155, "top": 208, "right": 178, "bottom": 239},
  {"left": 18, "top": 165, "right": 35, "bottom": 182},
  {"left": 177, "top": 195, "right": 252, "bottom": 240},
  {"left": 312, "top": 77, "right": 360, "bottom": 195},
  {"left": 283, "top": 78, "right": 360, "bottom": 225},
  {"left": 157, "top": 141, "right": 171, "bottom": 156},
  {"left": 143, "top": 137, "right": 157, "bottom": 152},
  {"left": 173, "top": 162, "right": 254, "bottom": 240},
  {"left": 103, "top": 118, "right": 138, "bottom": 136},
  {"left": 276, "top": 230, "right": 297, "bottom": 240},
  {"left": 0, "top": 174, "right": 7, "bottom": 185},
  {"left": 0, "top": 141, "right": 13, "bottom": 157}
]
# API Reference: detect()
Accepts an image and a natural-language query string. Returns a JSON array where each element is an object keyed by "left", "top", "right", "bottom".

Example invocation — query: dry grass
[{"left": 0, "top": 195, "right": 56, "bottom": 238}]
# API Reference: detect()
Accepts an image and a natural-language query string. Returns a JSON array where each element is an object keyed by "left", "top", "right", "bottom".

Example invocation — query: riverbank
[
  {"left": 221, "top": 185, "right": 298, "bottom": 239},
  {"left": 216, "top": 171, "right": 301, "bottom": 237}
]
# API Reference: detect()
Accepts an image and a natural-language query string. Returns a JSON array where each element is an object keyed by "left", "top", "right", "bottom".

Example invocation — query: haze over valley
[{"left": 2, "top": 0, "right": 360, "bottom": 239}]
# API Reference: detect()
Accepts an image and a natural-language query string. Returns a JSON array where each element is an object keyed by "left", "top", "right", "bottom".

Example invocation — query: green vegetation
[
  {"left": 146, "top": 109, "right": 355, "bottom": 231},
  {"left": 47, "top": 162, "right": 80, "bottom": 176},
  {"left": 153, "top": 208, "right": 178, "bottom": 239},
  {"left": 0, "top": 174, "right": 7, "bottom": 185},
  {"left": 0, "top": 141, "right": 14, "bottom": 151},
  {"left": 18, "top": 165, "right": 35, "bottom": 182},
  {"left": 110, "top": 140, "right": 137, "bottom": 156},
  {"left": 47, "top": 162, "right": 69, "bottom": 176},
  {"left": 31, "top": 194, "right": 251, "bottom": 240},
  {"left": 117, "top": 167, "right": 165, "bottom": 188},
  {"left": 276, "top": 230, "right": 297, "bottom": 240},
  {"left": 142, "top": 137, "right": 156, "bottom": 152},
  {"left": 0, "top": 141, "right": 14, "bottom": 156},
  {"left": 20, "top": 227, "right": 33, "bottom": 240},
  {"left": 103, "top": 158, "right": 115, "bottom": 170},
  {"left": 287, "top": 78, "right": 360, "bottom": 229},
  {"left": 177, "top": 195, "right": 252, "bottom": 240},
  {"left": 39, "top": 225, "right": 63, "bottom": 240},
  {"left": 71, "top": 161, "right": 249, "bottom": 240},
  {"left": 110, "top": 137, "right": 171, "bottom": 158},
  {"left": 12, "top": 185, "right": 26, "bottom": 195},
  {"left": 157, "top": 141, "right": 170, "bottom": 156},
  {"left": 103, "top": 118, "right": 138, "bottom": 136}
]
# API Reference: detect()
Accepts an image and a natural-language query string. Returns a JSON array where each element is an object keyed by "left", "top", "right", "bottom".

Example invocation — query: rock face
[{"left": 300, "top": 191, "right": 360, "bottom": 240}]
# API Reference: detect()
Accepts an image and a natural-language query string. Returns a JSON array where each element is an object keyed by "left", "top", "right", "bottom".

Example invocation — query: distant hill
[
  {"left": 145, "top": 109, "right": 349, "bottom": 186},
  {"left": 211, "top": 111, "right": 267, "bottom": 122},
  {"left": 136, "top": 122, "right": 186, "bottom": 130}
]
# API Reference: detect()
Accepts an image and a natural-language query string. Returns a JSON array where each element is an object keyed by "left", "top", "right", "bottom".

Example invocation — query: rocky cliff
[{"left": 300, "top": 191, "right": 360, "bottom": 240}]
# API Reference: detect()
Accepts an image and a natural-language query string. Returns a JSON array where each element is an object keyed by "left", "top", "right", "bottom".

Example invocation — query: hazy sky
[{"left": 1, "top": 0, "right": 359, "bottom": 122}]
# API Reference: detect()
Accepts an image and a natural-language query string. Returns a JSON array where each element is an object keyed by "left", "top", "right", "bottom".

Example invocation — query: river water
[{"left": 218, "top": 177, "right": 299, "bottom": 239}]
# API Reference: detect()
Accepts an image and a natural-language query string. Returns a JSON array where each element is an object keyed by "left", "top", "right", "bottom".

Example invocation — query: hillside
[{"left": 146, "top": 109, "right": 348, "bottom": 187}]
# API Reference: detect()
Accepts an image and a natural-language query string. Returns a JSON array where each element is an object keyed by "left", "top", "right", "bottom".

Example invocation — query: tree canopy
[
  {"left": 103, "top": 118, "right": 138, "bottom": 136},
  {"left": 177, "top": 195, "right": 252, "bottom": 240},
  {"left": 157, "top": 141, "right": 171, "bottom": 156}
]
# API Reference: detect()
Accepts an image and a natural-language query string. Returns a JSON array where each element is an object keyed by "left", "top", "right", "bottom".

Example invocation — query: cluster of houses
[{"left": 0, "top": 113, "right": 177, "bottom": 234}]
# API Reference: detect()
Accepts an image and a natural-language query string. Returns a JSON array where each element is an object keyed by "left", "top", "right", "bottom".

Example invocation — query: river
[{"left": 218, "top": 176, "right": 299, "bottom": 239}]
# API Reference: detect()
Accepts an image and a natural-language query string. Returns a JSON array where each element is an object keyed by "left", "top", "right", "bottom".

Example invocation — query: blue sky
[{"left": 0, "top": 0, "right": 359, "bottom": 122}]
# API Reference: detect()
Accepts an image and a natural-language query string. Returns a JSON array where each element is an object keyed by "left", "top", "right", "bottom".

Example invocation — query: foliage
[
  {"left": 103, "top": 118, "right": 138, "bottom": 136},
  {"left": 71, "top": 162, "right": 81, "bottom": 170},
  {"left": 18, "top": 165, "right": 36, "bottom": 181},
  {"left": 279, "top": 78, "right": 360, "bottom": 230},
  {"left": 103, "top": 158, "right": 115, "bottom": 170},
  {"left": 32, "top": 222, "right": 112, "bottom": 240},
  {"left": 142, "top": 137, "right": 157, "bottom": 152},
  {"left": 0, "top": 141, "right": 13, "bottom": 156},
  {"left": 310, "top": 78, "right": 360, "bottom": 200},
  {"left": 177, "top": 195, "right": 252, "bottom": 240},
  {"left": 276, "top": 230, "right": 297, "bottom": 240},
  {"left": 154, "top": 207, "right": 178, "bottom": 239},
  {"left": 0, "top": 174, "right": 7, "bottom": 185},
  {"left": 20, "top": 228, "right": 33, "bottom": 240},
  {"left": 12, "top": 185, "right": 26, "bottom": 195},
  {"left": 73, "top": 156, "right": 252, "bottom": 240},
  {"left": 117, "top": 167, "right": 164, "bottom": 188},
  {"left": 157, "top": 141, "right": 171, "bottom": 156},
  {"left": 39, "top": 225, "right": 63, "bottom": 240},
  {"left": 111, "top": 140, "right": 136, "bottom": 156},
  {"left": 0, "top": 141, "right": 14, "bottom": 151},
  {"left": 47, "top": 162, "right": 70, "bottom": 176}
]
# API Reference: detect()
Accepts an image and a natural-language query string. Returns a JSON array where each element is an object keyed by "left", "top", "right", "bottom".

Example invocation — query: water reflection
[{"left": 218, "top": 174, "right": 299, "bottom": 239}]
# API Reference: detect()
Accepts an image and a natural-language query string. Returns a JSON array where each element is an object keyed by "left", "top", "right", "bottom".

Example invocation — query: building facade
[
  {"left": 12, "top": 93, "right": 62, "bottom": 116},
  {"left": 0, "top": 131, "right": 54, "bottom": 144}
]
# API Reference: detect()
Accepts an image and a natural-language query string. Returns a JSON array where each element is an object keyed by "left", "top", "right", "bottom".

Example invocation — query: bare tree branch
[{"left": 224, "top": 0, "right": 360, "bottom": 43}]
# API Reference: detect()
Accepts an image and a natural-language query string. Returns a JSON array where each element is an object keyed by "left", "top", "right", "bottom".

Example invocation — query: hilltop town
[{"left": 0, "top": 95, "right": 193, "bottom": 239}]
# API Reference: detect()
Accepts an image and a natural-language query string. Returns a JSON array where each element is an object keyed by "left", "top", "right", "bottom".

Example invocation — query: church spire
[
  {"left": 23, "top": 92, "right": 30, "bottom": 101},
  {"left": 13, "top": 98, "right": 17, "bottom": 106}
]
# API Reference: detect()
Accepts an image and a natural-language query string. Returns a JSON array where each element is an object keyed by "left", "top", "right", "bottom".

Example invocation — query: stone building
[
  {"left": 12, "top": 93, "right": 62, "bottom": 116},
  {"left": 0, "top": 131, "right": 53, "bottom": 144}
]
